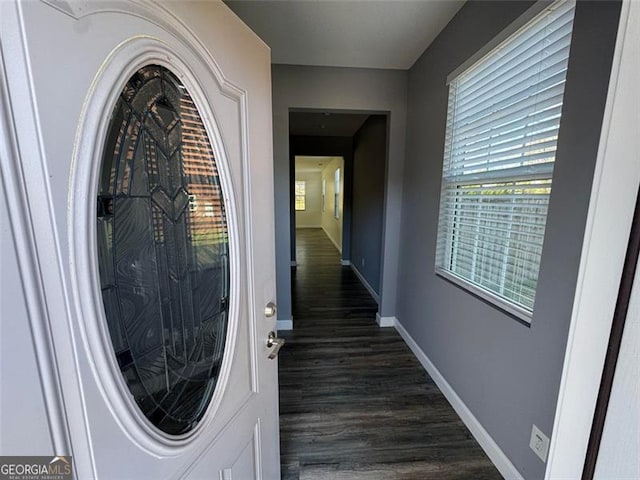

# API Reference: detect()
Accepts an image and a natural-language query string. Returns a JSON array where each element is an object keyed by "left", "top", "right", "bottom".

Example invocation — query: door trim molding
[
  {"left": 1, "top": 3, "right": 95, "bottom": 476},
  {"left": 0, "top": 18, "right": 73, "bottom": 459},
  {"left": 582, "top": 189, "right": 640, "bottom": 478},
  {"left": 545, "top": 1, "right": 640, "bottom": 477}
]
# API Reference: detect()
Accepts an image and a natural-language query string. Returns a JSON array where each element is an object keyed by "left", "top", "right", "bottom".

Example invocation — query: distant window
[
  {"left": 295, "top": 180, "right": 306, "bottom": 211},
  {"left": 435, "top": 0, "right": 576, "bottom": 321},
  {"left": 334, "top": 169, "right": 340, "bottom": 219}
]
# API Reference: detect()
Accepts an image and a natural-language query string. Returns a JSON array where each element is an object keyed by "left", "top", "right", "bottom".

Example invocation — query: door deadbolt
[{"left": 264, "top": 302, "right": 277, "bottom": 318}]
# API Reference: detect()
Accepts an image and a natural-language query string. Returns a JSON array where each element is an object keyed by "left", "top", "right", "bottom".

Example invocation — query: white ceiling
[
  {"left": 295, "top": 156, "right": 338, "bottom": 173},
  {"left": 224, "top": 1, "right": 465, "bottom": 70}
]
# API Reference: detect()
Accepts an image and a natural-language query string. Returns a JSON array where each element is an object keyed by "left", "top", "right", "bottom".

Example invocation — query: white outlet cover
[{"left": 529, "top": 424, "right": 550, "bottom": 462}]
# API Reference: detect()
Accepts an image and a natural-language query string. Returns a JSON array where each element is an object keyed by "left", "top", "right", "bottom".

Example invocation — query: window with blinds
[{"left": 435, "top": 0, "right": 576, "bottom": 320}]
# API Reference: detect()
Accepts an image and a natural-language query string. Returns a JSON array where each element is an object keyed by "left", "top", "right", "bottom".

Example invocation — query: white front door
[{"left": 0, "top": 1, "right": 280, "bottom": 478}]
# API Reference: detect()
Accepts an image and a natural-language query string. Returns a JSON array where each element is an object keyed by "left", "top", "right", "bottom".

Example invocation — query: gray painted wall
[
  {"left": 351, "top": 115, "right": 387, "bottom": 295},
  {"left": 397, "top": 1, "right": 620, "bottom": 478},
  {"left": 272, "top": 66, "right": 407, "bottom": 323}
]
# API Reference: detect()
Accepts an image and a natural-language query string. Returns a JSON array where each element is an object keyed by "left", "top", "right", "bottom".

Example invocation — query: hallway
[{"left": 278, "top": 229, "right": 501, "bottom": 479}]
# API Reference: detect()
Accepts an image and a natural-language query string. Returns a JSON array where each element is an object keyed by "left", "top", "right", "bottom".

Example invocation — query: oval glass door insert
[{"left": 96, "top": 65, "right": 230, "bottom": 435}]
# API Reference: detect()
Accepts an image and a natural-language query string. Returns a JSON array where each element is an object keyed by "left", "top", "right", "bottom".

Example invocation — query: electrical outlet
[{"left": 529, "top": 424, "right": 550, "bottom": 462}]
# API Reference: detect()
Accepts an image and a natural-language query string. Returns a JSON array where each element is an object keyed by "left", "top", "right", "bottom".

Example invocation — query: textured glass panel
[{"left": 97, "top": 65, "right": 230, "bottom": 435}]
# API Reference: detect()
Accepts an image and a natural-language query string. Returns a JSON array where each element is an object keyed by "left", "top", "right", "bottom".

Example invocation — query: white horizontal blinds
[
  {"left": 437, "top": 0, "right": 575, "bottom": 316},
  {"left": 441, "top": 180, "right": 551, "bottom": 310}
]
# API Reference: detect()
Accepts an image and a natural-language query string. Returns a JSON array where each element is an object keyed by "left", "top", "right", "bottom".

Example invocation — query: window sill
[{"left": 435, "top": 268, "right": 532, "bottom": 326}]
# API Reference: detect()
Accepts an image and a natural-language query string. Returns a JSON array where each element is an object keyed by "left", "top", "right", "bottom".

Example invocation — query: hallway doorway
[
  {"left": 294, "top": 156, "right": 345, "bottom": 257},
  {"left": 289, "top": 110, "right": 389, "bottom": 315}
]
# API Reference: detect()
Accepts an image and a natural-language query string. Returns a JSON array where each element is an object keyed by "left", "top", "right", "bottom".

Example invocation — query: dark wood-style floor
[{"left": 278, "top": 229, "right": 502, "bottom": 480}]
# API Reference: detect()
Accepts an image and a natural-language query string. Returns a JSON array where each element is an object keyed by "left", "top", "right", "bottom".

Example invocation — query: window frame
[
  {"left": 334, "top": 168, "right": 340, "bottom": 219},
  {"left": 295, "top": 180, "right": 306, "bottom": 211},
  {"left": 435, "top": 0, "right": 576, "bottom": 323}
]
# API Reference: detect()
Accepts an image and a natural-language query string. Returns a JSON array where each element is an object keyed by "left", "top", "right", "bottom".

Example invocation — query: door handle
[
  {"left": 266, "top": 331, "right": 285, "bottom": 360},
  {"left": 264, "top": 302, "right": 277, "bottom": 318}
]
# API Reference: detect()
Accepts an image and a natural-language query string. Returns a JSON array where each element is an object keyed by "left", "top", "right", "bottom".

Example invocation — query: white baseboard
[
  {"left": 296, "top": 225, "right": 322, "bottom": 229},
  {"left": 394, "top": 319, "right": 525, "bottom": 480},
  {"left": 350, "top": 264, "right": 380, "bottom": 304},
  {"left": 375, "top": 313, "right": 396, "bottom": 327},
  {"left": 322, "top": 226, "right": 342, "bottom": 254},
  {"left": 340, "top": 259, "right": 351, "bottom": 266},
  {"left": 276, "top": 319, "right": 293, "bottom": 331}
]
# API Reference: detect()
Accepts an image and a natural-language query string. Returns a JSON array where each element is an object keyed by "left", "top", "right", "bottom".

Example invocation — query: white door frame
[
  {"left": 545, "top": 0, "right": 640, "bottom": 477},
  {"left": 0, "top": 8, "right": 80, "bottom": 462}
]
